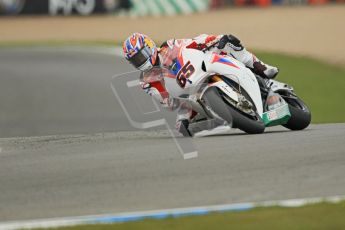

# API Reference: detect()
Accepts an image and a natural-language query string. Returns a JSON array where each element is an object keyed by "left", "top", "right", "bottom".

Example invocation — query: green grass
[
  {"left": 256, "top": 51, "right": 345, "bottom": 124},
  {"left": 42, "top": 201, "right": 345, "bottom": 230},
  {"left": 1, "top": 42, "right": 344, "bottom": 123}
]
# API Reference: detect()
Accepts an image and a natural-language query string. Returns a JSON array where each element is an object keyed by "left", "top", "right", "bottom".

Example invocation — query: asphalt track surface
[
  {"left": 0, "top": 47, "right": 134, "bottom": 138},
  {"left": 0, "top": 48, "right": 345, "bottom": 221}
]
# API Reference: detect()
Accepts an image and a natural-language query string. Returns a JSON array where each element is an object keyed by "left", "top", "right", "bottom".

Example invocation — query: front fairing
[{"left": 204, "top": 52, "right": 263, "bottom": 116}]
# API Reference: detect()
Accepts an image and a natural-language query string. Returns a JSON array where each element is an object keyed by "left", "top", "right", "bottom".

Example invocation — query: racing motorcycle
[{"left": 144, "top": 47, "right": 311, "bottom": 136}]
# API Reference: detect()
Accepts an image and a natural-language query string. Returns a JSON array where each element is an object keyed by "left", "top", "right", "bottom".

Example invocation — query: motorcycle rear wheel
[{"left": 283, "top": 96, "right": 311, "bottom": 130}]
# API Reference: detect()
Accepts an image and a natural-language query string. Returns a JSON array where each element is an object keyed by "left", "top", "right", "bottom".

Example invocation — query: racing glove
[{"left": 217, "top": 34, "right": 244, "bottom": 51}]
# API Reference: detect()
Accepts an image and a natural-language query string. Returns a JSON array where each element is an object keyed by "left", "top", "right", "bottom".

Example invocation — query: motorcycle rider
[{"left": 122, "top": 33, "right": 279, "bottom": 136}]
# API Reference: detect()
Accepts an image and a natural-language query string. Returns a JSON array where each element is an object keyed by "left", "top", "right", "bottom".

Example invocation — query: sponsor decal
[
  {"left": 268, "top": 110, "right": 278, "bottom": 120},
  {"left": 49, "top": 0, "right": 95, "bottom": 15},
  {"left": 211, "top": 54, "right": 240, "bottom": 69}
]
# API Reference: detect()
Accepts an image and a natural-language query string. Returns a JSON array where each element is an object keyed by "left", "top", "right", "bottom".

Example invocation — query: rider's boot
[
  {"left": 216, "top": 34, "right": 279, "bottom": 79},
  {"left": 252, "top": 60, "right": 279, "bottom": 79},
  {"left": 175, "top": 105, "right": 194, "bottom": 137},
  {"left": 176, "top": 119, "right": 192, "bottom": 137}
]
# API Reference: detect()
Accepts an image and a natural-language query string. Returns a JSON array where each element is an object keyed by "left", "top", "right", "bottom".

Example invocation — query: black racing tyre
[
  {"left": 283, "top": 96, "right": 311, "bottom": 130},
  {"left": 203, "top": 87, "right": 265, "bottom": 134}
]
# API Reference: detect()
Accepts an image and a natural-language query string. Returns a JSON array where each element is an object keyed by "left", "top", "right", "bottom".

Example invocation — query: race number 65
[{"left": 176, "top": 61, "right": 195, "bottom": 88}]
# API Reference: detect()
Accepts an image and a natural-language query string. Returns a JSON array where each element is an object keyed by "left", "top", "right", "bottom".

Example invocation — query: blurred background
[
  {"left": 0, "top": 0, "right": 344, "bottom": 16},
  {"left": 0, "top": 1, "right": 345, "bottom": 229}
]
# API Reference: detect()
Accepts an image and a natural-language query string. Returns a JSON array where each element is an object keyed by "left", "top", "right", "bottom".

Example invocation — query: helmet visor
[{"left": 128, "top": 46, "right": 153, "bottom": 69}]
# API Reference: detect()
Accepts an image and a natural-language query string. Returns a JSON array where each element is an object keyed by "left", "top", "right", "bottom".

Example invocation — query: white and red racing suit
[{"left": 140, "top": 34, "right": 278, "bottom": 135}]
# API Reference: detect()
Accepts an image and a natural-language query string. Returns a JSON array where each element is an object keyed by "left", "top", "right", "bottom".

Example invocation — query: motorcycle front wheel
[{"left": 203, "top": 87, "right": 265, "bottom": 134}]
